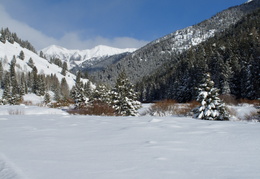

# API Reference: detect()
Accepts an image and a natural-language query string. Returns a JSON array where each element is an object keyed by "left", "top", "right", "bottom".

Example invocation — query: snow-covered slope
[
  {"left": 0, "top": 106, "right": 259, "bottom": 179},
  {"left": 90, "top": 0, "right": 260, "bottom": 85},
  {"left": 41, "top": 45, "right": 136, "bottom": 69},
  {"left": 0, "top": 41, "right": 88, "bottom": 89}
]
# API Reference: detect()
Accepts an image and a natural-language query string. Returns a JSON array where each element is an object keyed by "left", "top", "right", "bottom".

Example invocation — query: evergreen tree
[
  {"left": 76, "top": 71, "right": 81, "bottom": 84},
  {"left": 110, "top": 72, "right": 141, "bottom": 116},
  {"left": 61, "top": 62, "right": 68, "bottom": 76},
  {"left": 39, "top": 51, "right": 45, "bottom": 58},
  {"left": 19, "top": 50, "right": 25, "bottom": 60},
  {"left": 44, "top": 92, "right": 51, "bottom": 104},
  {"left": 32, "top": 66, "right": 39, "bottom": 94},
  {"left": 20, "top": 73, "right": 26, "bottom": 95},
  {"left": 60, "top": 77, "right": 70, "bottom": 100},
  {"left": 37, "top": 75, "right": 46, "bottom": 96},
  {"left": 0, "top": 61, "right": 3, "bottom": 87},
  {"left": 84, "top": 81, "right": 92, "bottom": 97},
  {"left": 193, "top": 73, "right": 229, "bottom": 121},
  {"left": 70, "top": 82, "right": 87, "bottom": 109},
  {"left": 54, "top": 87, "right": 61, "bottom": 102},
  {"left": 70, "top": 73, "right": 88, "bottom": 108},
  {"left": 2, "top": 72, "right": 11, "bottom": 104},
  {"left": 9, "top": 56, "right": 21, "bottom": 104},
  {"left": 28, "top": 58, "right": 34, "bottom": 68},
  {"left": 91, "top": 84, "right": 111, "bottom": 104}
]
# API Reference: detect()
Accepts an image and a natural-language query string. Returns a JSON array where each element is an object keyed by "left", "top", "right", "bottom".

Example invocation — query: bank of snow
[{"left": 0, "top": 106, "right": 260, "bottom": 179}]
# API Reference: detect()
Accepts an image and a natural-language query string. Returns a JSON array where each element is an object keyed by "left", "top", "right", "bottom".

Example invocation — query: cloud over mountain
[{"left": 0, "top": 4, "right": 148, "bottom": 50}]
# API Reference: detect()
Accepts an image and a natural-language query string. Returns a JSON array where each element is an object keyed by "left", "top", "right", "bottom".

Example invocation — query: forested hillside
[
  {"left": 136, "top": 8, "right": 260, "bottom": 102},
  {"left": 89, "top": 0, "right": 260, "bottom": 87}
]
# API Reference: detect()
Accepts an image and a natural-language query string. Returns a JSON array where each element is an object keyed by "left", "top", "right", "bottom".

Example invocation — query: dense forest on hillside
[
  {"left": 90, "top": 0, "right": 260, "bottom": 87},
  {"left": 136, "top": 8, "right": 260, "bottom": 102}
]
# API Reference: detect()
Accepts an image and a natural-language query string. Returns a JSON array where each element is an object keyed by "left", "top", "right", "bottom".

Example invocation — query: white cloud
[
  {"left": 0, "top": 4, "right": 56, "bottom": 50},
  {"left": 0, "top": 4, "right": 148, "bottom": 50}
]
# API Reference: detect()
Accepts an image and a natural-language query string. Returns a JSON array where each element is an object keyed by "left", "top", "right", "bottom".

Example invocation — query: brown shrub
[
  {"left": 238, "top": 99, "right": 260, "bottom": 106},
  {"left": 23, "top": 100, "right": 33, "bottom": 106},
  {"left": 147, "top": 100, "right": 200, "bottom": 116},
  {"left": 67, "top": 101, "right": 116, "bottom": 116},
  {"left": 51, "top": 99, "right": 74, "bottom": 108},
  {"left": 219, "top": 94, "right": 238, "bottom": 105}
]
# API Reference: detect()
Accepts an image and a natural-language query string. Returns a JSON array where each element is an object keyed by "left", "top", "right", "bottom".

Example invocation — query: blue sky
[{"left": 0, "top": 0, "right": 247, "bottom": 50}]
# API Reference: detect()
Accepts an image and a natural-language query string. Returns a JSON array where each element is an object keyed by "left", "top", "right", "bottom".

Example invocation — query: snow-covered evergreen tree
[
  {"left": 28, "top": 58, "right": 34, "bottom": 68},
  {"left": 70, "top": 73, "right": 88, "bottom": 109},
  {"left": 9, "top": 56, "right": 21, "bottom": 104},
  {"left": 91, "top": 84, "right": 111, "bottom": 104},
  {"left": 19, "top": 50, "right": 25, "bottom": 60},
  {"left": 37, "top": 75, "right": 46, "bottom": 96},
  {"left": 2, "top": 72, "right": 11, "bottom": 104},
  {"left": 44, "top": 92, "right": 51, "bottom": 105},
  {"left": 60, "top": 77, "right": 70, "bottom": 100},
  {"left": 110, "top": 72, "right": 141, "bottom": 116},
  {"left": 193, "top": 73, "right": 229, "bottom": 120},
  {"left": 61, "top": 61, "right": 68, "bottom": 76}
]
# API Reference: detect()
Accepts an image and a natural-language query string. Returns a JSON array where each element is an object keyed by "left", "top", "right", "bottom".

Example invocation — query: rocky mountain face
[{"left": 89, "top": 0, "right": 260, "bottom": 86}]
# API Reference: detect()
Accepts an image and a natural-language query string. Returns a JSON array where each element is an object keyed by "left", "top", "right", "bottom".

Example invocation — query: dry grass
[
  {"left": 50, "top": 99, "right": 74, "bottom": 108},
  {"left": 219, "top": 95, "right": 260, "bottom": 107},
  {"left": 219, "top": 94, "right": 238, "bottom": 105},
  {"left": 147, "top": 100, "right": 200, "bottom": 116},
  {"left": 238, "top": 99, "right": 260, "bottom": 107},
  {"left": 22, "top": 100, "right": 33, "bottom": 106},
  {"left": 67, "top": 101, "right": 116, "bottom": 116}
]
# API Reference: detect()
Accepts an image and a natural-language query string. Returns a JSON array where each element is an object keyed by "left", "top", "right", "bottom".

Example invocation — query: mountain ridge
[
  {"left": 41, "top": 44, "right": 137, "bottom": 69},
  {"left": 89, "top": 0, "right": 260, "bottom": 86}
]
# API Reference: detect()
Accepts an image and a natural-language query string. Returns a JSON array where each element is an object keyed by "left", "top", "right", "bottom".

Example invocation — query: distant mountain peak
[{"left": 41, "top": 45, "right": 137, "bottom": 69}]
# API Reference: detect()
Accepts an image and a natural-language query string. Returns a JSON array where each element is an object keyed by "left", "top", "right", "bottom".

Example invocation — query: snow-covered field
[{"left": 0, "top": 105, "right": 260, "bottom": 179}]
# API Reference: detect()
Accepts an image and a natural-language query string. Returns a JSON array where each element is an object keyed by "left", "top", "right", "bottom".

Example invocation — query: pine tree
[
  {"left": 84, "top": 81, "right": 92, "bottom": 97},
  {"left": 39, "top": 51, "right": 44, "bottom": 58},
  {"left": 61, "top": 62, "right": 68, "bottom": 76},
  {"left": 9, "top": 56, "right": 21, "bottom": 104},
  {"left": 76, "top": 71, "right": 81, "bottom": 84},
  {"left": 19, "top": 50, "right": 25, "bottom": 60},
  {"left": 91, "top": 84, "right": 111, "bottom": 104},
  {"left": 44, "top": 92, "right": 51, "bottom": 105},
  {"left": 32, "top": 66, "right": 39, "bottom": 94},
  {"left": 20, "top": 73, "right": 27, "bottom": 95},
  {"left": 60, "top": 77, "right": 69, "bottom": 100},
  {"left": 110, "top": 72, "right": 141, "bottom": 116},
  {"left": 37, "top": 75, "right": 46, "bottom": 96},
  {"left": 70, "top": 73, "right": 88, "bottom": 108},
  {"left": 193, "top": 73, "right": 229, "bottom": 121},
  {"left": 0, "top": 61, "right": 3, "bottom": 87},
  {"left": 28, "top": 58, "right": 34, "bottom": 68},
  {"left": 2, "top": 72, "right": 11, "bottom": 104},
  {"left": 70, "top": 82, "right": 87, "bottom": 109}
]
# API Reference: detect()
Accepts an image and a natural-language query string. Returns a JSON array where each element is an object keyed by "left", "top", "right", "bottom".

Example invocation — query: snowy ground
[{"left": 0, "top": 105, "right": 260, "bottom": 179}]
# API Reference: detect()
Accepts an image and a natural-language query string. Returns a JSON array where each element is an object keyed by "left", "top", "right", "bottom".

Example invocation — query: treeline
[
  {"left": 0, "top": 56, "right": 70, "bottom": 105},
  {"left": 136, "top": 8, "right": 260, "bottom": 102},
  {"left": 89, "top": 0, "right": 260, "bottom": 87},
  {"left": 0, "top": 55, "right": 141, "bottom": 116},
  {"left": 0, "top": 28, "right": 37, "bottom": 53}
]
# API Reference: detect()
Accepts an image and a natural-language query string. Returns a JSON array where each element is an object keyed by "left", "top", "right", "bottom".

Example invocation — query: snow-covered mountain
[
  {"left": 41, "top": 45, "right": 136, "bottom": 69},
  {"left": 0, "top": 41, "right": 89, "bottom": 89},
  {"left": 89, "top": 0, "right": 260, "bottom": 85}
]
